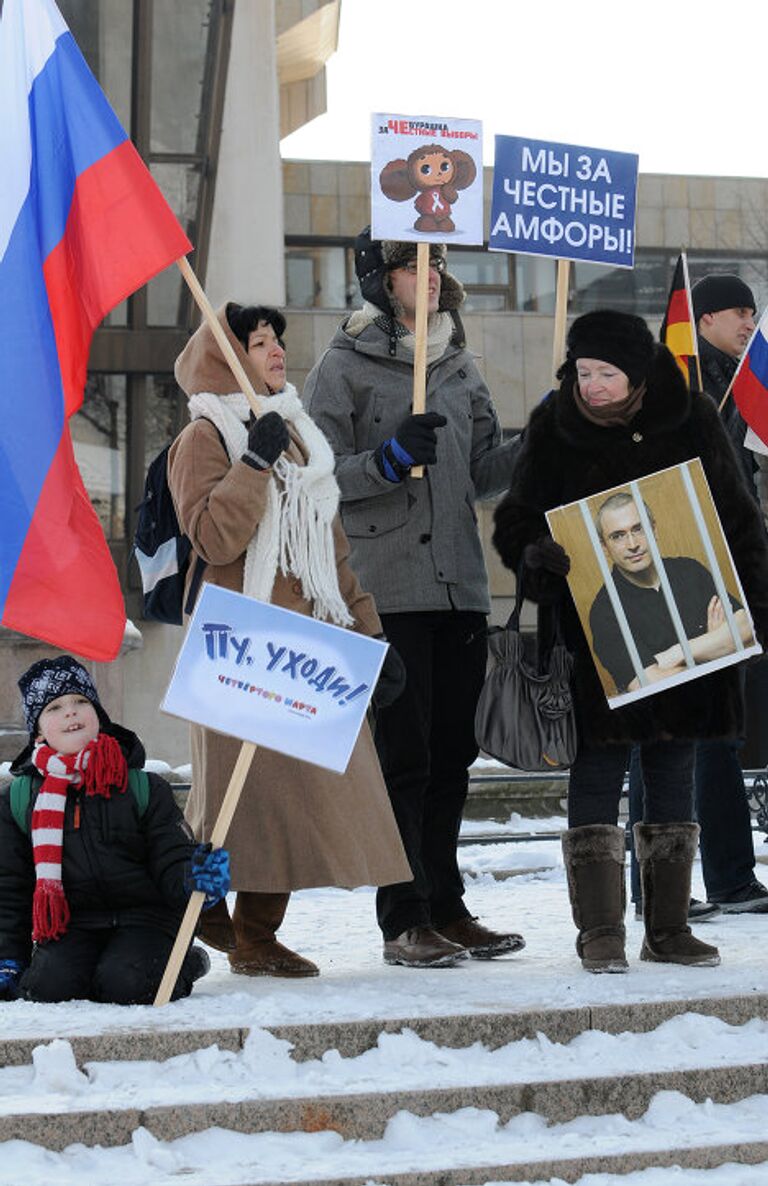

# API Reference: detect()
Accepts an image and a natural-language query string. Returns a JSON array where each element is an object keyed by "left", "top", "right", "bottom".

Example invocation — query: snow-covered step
[
  {"left": 2, "top": 989, "right": 767, "bottom": 1067},
  {"left": 2, "top": 1097, "right": 768, "bottom": 1185},
  {"left": 2, "top": 1012, "right": 768, "bottom": 1155}
]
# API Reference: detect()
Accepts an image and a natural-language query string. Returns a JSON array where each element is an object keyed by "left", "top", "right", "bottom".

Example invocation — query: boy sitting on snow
[{"left": 0, "top": 655, "right": 229, "bottom": 1004}]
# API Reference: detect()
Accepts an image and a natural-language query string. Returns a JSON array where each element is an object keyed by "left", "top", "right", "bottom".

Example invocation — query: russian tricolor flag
[
  {"left": 732, "top": 308, "right": 768, "bottom": 449},
  {"left": 0, "top": 0, "right": 191, "bottom": 660}
]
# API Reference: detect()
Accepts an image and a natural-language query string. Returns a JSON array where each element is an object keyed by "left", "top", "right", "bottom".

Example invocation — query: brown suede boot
[
  {"left": 197, "top": 896, "right": 236, "bottom": 953},
  {"left": 228, "top": 892, "right": 319, "bottom": 978},
  {"left": 562, "top": 824, "right": 628, "bottom": 974},
  {"left": 634, "top": 822, "right": 720, "bottom": 967}
]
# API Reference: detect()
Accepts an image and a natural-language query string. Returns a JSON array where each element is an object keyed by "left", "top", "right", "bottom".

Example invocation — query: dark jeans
[
  {"left": 628, "top": 739, "right": 756, "bottom": 902},
  {"left": 20, "top": 926, "right": 197, "bottom": 1004},
  {"left": 568, "top": 740, "right": 695, "bottom": 829},
  {"left": 374, "top": 609, "right": 487, "bottom": 940}
]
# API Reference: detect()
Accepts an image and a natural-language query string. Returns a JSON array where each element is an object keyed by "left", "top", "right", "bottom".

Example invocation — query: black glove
[
  {"left": 523, "top": 536, "right": 571, "bottom": 576},
  {"left": 374, "top": 412, "right": 448, "bottom": 481},
  {"left": 372, "top": 641, "right": 407, "bottom": 709},
  {"left": 242, "top": 411, "right": 290, "bottom": 470},
  {"left": 393, "top": 412, "right": 447, "bottom": 466}
]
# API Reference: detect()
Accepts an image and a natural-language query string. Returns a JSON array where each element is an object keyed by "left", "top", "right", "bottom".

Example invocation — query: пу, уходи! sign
[{"left": 162, "top": 585, "right": 387, "bottom": 773}]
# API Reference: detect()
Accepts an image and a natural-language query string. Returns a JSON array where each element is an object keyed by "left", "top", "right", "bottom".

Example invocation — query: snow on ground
[
  {"left": 0, "top": 819, "right": 766, "bottom": 1184},
  {"left": 2, "top": 827, "right": 765, "bottom": 1041}
]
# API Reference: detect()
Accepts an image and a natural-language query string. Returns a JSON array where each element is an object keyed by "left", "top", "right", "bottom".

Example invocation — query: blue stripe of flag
[{"left": 0, "top": 30, "right": 126, "bottom": 613}]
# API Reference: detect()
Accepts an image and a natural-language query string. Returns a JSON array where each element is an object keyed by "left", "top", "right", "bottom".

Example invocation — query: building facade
[{"left": 1, "top": 1, "right": 766, "bottom": 763}]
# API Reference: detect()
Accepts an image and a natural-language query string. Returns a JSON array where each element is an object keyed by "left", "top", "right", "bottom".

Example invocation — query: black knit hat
[
  {"left": 692, "top": 274, "right": 756, "bottom": 323},
  {"left": 564, "top": 310, "right": 656, "bottom": 387},
  {"left": 18, "top": 655, "right": 109, "bottom": 739},
  {"left": 353, "top": 226, "right": 464, "bottom": 318}
]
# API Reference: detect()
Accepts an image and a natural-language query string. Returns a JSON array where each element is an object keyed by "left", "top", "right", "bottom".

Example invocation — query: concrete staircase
[{"left": 4, "top": 991, "right": 768, "bottom": 1183}]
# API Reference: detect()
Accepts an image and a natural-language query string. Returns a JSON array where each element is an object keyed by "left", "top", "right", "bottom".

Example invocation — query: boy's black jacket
[{"left": 0, "top": 723, "right": 196, "bottom": 965}]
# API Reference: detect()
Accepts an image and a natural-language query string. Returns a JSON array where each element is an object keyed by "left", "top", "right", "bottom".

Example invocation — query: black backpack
[{"left": 132, "top": 444, "right": 206, "bottom": 625}]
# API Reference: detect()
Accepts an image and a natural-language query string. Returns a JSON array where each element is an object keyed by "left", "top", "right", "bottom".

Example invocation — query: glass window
[
  {"left": 448, "top": 250, "right": 510, "bottom": 287},
  {"left": 688, "top": 255, "right": 768, "bottom": 315},
  {"left": 144, "top": 375, "right": 187, "bottom": 466},
  {"left": 570, "top": 253, "right": 670, "bottom": 317},
  {"left": 463, "top": 291, "right": 508, "bottom": 312},
  {"left": 150, "top": 0, "right": 212, "bottom": 154},
  {"left": 58, "top": 0, "right": 132, "bottom": 131},
  {"left": 72, "top": 375, "right": 127, "bottom": 543},
  {"left": 515, "top": 256, "right": 556, "bottom": 313},
  {"left": 285, "top": 246, "right": 349, "bottom": 309},
  {"left": 145, "top": 164, "right": 199, "bottom": 325}
]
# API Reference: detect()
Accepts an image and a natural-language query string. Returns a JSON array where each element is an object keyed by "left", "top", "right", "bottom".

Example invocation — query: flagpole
[
  {"left": 681, "top": 253, "right": 703, "bottom": 391},
  {"left": 410, "top": 241, "right": 430, "bottom": 479},
  {"left": 552, "top": 259, "right": 570, "bottom": 381}
]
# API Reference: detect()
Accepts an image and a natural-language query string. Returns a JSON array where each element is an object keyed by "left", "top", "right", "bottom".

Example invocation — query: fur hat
[
  {"left": 353, "top": 226, "right": 464, "bottom": 319},
  {"left": 692, "top": 274, "right": 756, "bottom": 323},
  {"left": 18, "top": 655, "right": 109, "bottom": 739},
  {"left": 562, "top": 310, "right": 656, "bottom": 388}
]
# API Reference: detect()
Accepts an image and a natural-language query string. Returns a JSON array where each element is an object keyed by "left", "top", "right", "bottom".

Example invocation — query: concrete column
[{"left": 206, "top": 0, "right": 285, "bottom": 308}]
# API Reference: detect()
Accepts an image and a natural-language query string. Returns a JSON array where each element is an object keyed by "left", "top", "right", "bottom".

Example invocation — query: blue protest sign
[
  {"left": 489, "top": 136, "right": 638, "bottom": 267},
  {"left": 162, "top": 585, "right": 387, "bottom": 774}
]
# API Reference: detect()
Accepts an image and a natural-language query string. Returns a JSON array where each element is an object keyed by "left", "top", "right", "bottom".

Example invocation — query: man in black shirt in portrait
[{"left": 589, "top": 492, "right": 752, "bottom": 694}]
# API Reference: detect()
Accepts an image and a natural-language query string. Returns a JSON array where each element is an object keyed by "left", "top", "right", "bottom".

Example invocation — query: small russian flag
[{"left": 731, "top": 308, "right": 768, "bottom": 449}]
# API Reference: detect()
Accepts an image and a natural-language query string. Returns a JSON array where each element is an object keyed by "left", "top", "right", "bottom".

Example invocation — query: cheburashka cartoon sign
[
  {"left": 545, "top": 460, "right": 761, "bottom": 709},
  {"left": 162, "top": 585, "right": 387, "bottom": 773},
  {"left": 489, "top": 135, "right": 638, "bottom": 267},
  {"left": 371, "top": 112, "right": 483, "bottom": 243}
]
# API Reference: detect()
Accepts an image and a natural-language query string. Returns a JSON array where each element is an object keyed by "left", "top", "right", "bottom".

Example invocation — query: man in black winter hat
[
  {"left": 689, "top": 272, "right": 768, "bottom": 915},
  {"left": 304, "top": 227, "right": 524, "bottom": 969},
  {"left": 630, "top": 272, "right": 768, "bottom": 921},
  {"left": 692, "top": 273, "right": 757, "bottom": 490}
]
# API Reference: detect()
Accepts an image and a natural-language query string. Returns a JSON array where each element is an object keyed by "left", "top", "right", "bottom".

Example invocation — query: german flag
[{"left": 660, "top": 253, "right": 701, "bottom": 390}]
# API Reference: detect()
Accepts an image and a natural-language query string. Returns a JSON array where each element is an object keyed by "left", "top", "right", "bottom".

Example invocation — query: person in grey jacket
[{"left": 303, "top": 226, "right": 524, "bottom": 968}]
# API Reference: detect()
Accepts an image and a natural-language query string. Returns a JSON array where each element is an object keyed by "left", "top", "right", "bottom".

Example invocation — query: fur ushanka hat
[
  {"left": 560, "top": 309, "right": 656, "bottom": 389},
  {"left": 353, "top": 225, "right": 464, "bottom": 319}
]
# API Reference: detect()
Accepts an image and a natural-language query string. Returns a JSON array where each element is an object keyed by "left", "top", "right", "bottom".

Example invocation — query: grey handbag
[{"left": 474, "top": 569, "right": 576, "bottom": 771}]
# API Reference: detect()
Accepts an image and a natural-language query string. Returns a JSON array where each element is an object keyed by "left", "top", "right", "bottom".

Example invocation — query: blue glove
[
  {"left": 0, "top": 959, "right": 24, "bottom": 1000},
  {"left": 190, "top": 844, "right": 231, "bottom": 909}
]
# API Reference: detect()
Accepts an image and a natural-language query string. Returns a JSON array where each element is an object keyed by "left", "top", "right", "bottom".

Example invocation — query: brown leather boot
[
  {"left": 197, "top": 897, "right": 236, "bottom": 953},
  {"left": 635, "top": 822, "right": 720, "bottom": 967},
  {"left": 228, "top": 892, "right": 319, "bottom": 978},
  {"left": 562, "top": 824, "right": 628, "bottom": 974}
]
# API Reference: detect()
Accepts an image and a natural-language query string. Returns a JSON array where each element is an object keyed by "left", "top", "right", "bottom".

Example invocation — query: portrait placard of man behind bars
[{"left": 546, "top": 460, "right": 761, "bottom": 707}]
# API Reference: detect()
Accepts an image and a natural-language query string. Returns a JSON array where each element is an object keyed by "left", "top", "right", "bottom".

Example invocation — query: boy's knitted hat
[{"left": 18, "top": 655, "right": 109, "bottom": 739}]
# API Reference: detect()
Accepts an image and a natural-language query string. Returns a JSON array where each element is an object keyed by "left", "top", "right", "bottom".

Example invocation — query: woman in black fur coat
[{"left": 492, "top": 310, "right": 768, "bottom": 975}]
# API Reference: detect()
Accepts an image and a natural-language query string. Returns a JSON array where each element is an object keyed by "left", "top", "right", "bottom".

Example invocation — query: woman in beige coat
[{"left": 168, "top": 303, "right": 411, "bottom": 977}]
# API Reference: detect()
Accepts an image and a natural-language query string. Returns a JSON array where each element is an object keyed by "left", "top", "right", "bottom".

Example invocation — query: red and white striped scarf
[{"left": 30, "top": 734, "right": 128, "bottom": 942}]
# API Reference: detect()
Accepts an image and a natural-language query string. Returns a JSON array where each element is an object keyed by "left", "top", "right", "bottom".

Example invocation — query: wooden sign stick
[
  {"left": 410, "top": 241, "right": 430, "bottom": 478},
  {"left": 551, "top": 258, "right": 571, "bottom": 382},
  {"left": 154, "top": 741, "right": 257, "bottom": 1006}
]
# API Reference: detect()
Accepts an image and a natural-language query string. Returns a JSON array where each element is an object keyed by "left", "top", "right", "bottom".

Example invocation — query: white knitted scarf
[{"left": 187, "top": 384, "right": 353, "bottom": 627}]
